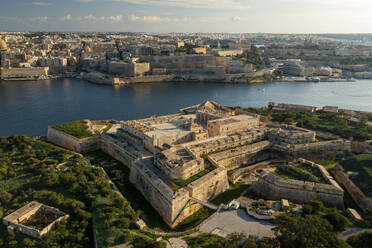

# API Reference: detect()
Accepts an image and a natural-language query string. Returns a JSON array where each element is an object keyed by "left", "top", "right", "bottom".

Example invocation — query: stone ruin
[{"left": 2, "top": 201, "right": 69, "bottom": 239}]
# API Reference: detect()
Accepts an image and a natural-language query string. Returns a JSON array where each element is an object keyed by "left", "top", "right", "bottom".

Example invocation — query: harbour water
[{"left": 1, "top": 78, "right": 371, "bottom": 136}]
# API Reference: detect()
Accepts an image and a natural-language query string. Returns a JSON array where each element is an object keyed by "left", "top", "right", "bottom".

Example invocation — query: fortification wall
[
  {"left": 100, "top": 136, "right": 137, "bottom": 169},
  {"left": 47, "top": 127, "right": 82, "bottom": 152},
  {"left": 129, "top": 161, "right": 174, "bottom": 225},
  {"left": 208, "top": 141, "right": 271, "bottom": 170},
  {"left": 274, "top": 140, "right": 351, "bottom": 160},
  {"left": 253, "top": 172, "right": 344, "bottom": 208},
  {"left": 333, "top": 165, "right": 372, "bottom": 211},
  {"left": 187, "top": 167, "right": 229, "bottom": 203},
  {"left": 47, "top": 127, "right": 101, "bottom": 153}
]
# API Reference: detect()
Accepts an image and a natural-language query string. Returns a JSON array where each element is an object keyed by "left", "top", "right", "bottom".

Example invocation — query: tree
[
  {"left": 324, "top": 211, "right": 352, "bottom": 231},
  {"left": 273, "top": 69, "right": 283, "bottom": 78},
  {"left": 347, "top": 231, "right": 372, "bottom": 248},
  {"left": 274, "top": 214, "right": 351, "bottom": 248}
]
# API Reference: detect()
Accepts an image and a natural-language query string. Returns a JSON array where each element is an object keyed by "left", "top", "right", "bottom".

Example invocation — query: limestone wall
[
  {"left": 100, "top": 136, "right": 137, "bottom": 169},
  {"left": 273, "top": 139, "right": 351, "bottom": 160},
  {"left": 187, "top": 167, "right": 229, "bottom": 202},
  {"left": 253, "top": 171, "right": 344, "bottom": 208},
  {"left": 208, "top": 141, "right": 271, "bottom": 170},
  {"left": 47, "top": 127, "right": 101, "bottom": 153},
  {"left": 333, "top": 165, "right": 372, "bottom": 211}
]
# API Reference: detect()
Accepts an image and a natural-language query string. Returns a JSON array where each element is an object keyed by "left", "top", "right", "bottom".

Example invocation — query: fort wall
[
  {"left": 333, "top": 165, "right": 372, "bottom": 211},
  {"left": 253, "top": 171, "right": 344, "bottom": 208},
  {"left": 47, "top": 126, "right": 101, "bottom": 153},
  {"left": 208, "top": 141, "right": 271, "bottom": 170},
  {"left": 273, "top": 139, "right": 351, "bottom": 160}
]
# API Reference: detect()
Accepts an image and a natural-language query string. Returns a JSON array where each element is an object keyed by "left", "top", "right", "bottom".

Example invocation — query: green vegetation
[
  {"left": 175, "top": 43, "right": 196, "bottom": 54},
  {"left": 53, "top": 120, "right": 93, "bottom": 138},
  {"left": 174, "top": 183, "right": 249, "bottom": 231},
  {"left": 274, "top": 214, "right": 351, "bottom": 248},
  {"left": 0, "top": 135, "right": 161, "bottom": 248},
  {"left": 302, "top": 201, "right": 352, "bottom": 232},
  {"left": 270, "top": 111, "right": 372, "bottom": 141},
  {"left": 184, "top": 233, "right": 277, "bottom": 248},
  {"left": 53, "top": 120, "right": 113, "bottom": 138},
  {"left": 211, "top": 183, "right": 248, "bottom": 205},
  {"left": 341, "top": 154, "right": 372, "bottom": 197},
  {"left": 317, "top": 160, "right": 337, "bottom": 170},
  {"left": 174, "top": 166, "right": 216, "bottom": 187},
  {"left": 275, "top": 164, "right": 321, "bottom": 183},
  {"left": 84, "top": 151, "right": 171, "bottom": 231},
  {"left": 347, "top": 231, "right": 372, "bottom": 248},
  {"left": 92, "top": 120, "right": 113, "bottom": 134},
  {"left": 174, "top": 207, "right": 213, "bottom": 231},
  {"left": 236, "top": 45, "right": 263, "bottom": 70}
]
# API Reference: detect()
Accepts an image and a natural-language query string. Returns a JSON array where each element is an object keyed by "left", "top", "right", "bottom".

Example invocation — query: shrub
[{"left": 347, "top": 231, "right": 372, "bottom": 248}]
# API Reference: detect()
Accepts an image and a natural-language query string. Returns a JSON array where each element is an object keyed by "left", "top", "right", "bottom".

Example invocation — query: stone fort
[{"left": 47, "top": 101, "right": 351, "bottom": 228}]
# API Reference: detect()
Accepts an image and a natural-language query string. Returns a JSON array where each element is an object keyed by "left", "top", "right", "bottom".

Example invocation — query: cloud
[
  {"left": 32, "top": 1, "right": 51, "bottom": 6},
  {"left": 129, "top": 15, "right": 191, "bottom": 23},
  {"left": 107, "top": 15, "right": 123, "bottom": 22},
  {"left": 112, "top": 0, "right": 250, "bottom": 9},
  {"left": 74, "top": 14, "right": 125, "bottom": 23},
  {"left": 60, "top": 14, "right": 72, "bottom": 21},
  {"left": 231, "top": 16, "right": 241, "bottom": 21},
  {"left": 76, "top": 0, "right": 95, "bottom": 2},
  {"left": 128, "top": 14, "right": 141, "bottom": 22}
]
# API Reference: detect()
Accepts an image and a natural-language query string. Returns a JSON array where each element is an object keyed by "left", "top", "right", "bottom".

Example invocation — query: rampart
[
  {"left": 253, "top": 171, "right": 344, "bottom": 208},
  {"left": 332, "top": 165, "right": 372, "bottom": 211},
  {"left": 273, "top": 139, "right": 351, "bottom": 160},
  {"left": 208, "top": 141, "right": 271, "bottom": 170},
  {"left": 47, "top": 126, "right": 101, "bottom": 153}
]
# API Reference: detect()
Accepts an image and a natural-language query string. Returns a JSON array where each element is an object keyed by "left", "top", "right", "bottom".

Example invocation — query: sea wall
[{"left": 253, "top": 171, "right": 344, "bottom": 208}]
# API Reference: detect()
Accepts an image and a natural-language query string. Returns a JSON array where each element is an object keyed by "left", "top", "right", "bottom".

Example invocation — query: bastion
[
  {"left": 253, "top": 160, "right": 344, "bottom": 208},
  {"left": 46, "top": 101, "right": 352, "bottom": 228}
]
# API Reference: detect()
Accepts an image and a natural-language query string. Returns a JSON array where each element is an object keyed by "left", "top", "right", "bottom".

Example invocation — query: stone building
[
  {"left": 2, "top": 202, "right": 69, "bottom": 239},
  {"left": 47, "top": 101, "right": 353, "bottom": 228},
  {"left": 108, "top": 61, "right": 150, "bottom": 77},
  {"left": 207, "top": 115, "right": 259, "bottom": 137},
  {"left": 0, "top": 67, "right": 49, "bottom": 80}
]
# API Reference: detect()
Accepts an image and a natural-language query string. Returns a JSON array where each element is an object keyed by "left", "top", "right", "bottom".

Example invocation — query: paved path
[
  {"left": 167, "top": 238, "right": 188, "bottom": 248},
  {"left": 338, "top": 227, "right": 372, "bottom": 240},
  {"left": 199, "top": 209, "right": 275, "bottom": 238}
]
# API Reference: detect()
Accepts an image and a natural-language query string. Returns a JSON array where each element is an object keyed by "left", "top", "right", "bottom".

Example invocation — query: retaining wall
[{"left": 333, "top": 165, "right": 372, "bottom": 211}]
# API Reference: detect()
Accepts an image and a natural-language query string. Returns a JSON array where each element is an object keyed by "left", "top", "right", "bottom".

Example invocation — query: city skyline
[{"left": 1, "top": 0, "right": 372, "bottom": 33}]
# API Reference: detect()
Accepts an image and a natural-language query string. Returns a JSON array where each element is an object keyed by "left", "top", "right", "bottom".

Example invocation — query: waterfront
[{"left": 1, "top": 78, "right": 372, "bottom": 137}]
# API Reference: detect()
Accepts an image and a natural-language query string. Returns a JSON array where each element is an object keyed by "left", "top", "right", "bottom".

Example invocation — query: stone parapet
[{"left": 253, "top": 171, "right": 344, "bottom": 208}]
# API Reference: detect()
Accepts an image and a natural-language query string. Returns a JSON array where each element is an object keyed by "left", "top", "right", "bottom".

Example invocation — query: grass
[
  {"left": 211, "top": 183, "right": 248, "bottom": 205},
  {"left": 174, "top": 166, "right": 216, "bottom": 187},
  {"left": 93, "top": 120, "right": 113, "bottom": 134},
  {"left": 341, "top": 154, "right": 372, "bottom": 197},
  {"left": 53, "top": 120, "right": 93, "bottom": 139},
  {"left": 53, "top": 120, "right": 113, "bottom": 138},
  {"left": 183, "top": 233, "right": 224, "bottom": 248},
  {"left": 316, "top": 160, "right": 337, "bottom": 170},
  {"left": 274, "top": 165, "right": 322, "bottom": 183}
]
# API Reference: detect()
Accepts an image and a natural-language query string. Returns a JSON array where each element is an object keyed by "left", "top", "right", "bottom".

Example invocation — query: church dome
[{"left": 0, "top": 38, "right": 8, "bottom": 51}]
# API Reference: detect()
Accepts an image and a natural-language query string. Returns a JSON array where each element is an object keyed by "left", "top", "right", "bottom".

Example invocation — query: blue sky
[{"left": 1, "top": 0, "right": 372, "bottom": 33}]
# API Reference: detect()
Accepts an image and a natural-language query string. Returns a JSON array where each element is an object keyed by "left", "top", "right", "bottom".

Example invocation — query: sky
[{"left": 1, "top": 0, "right": 372, "bottom": 33}]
